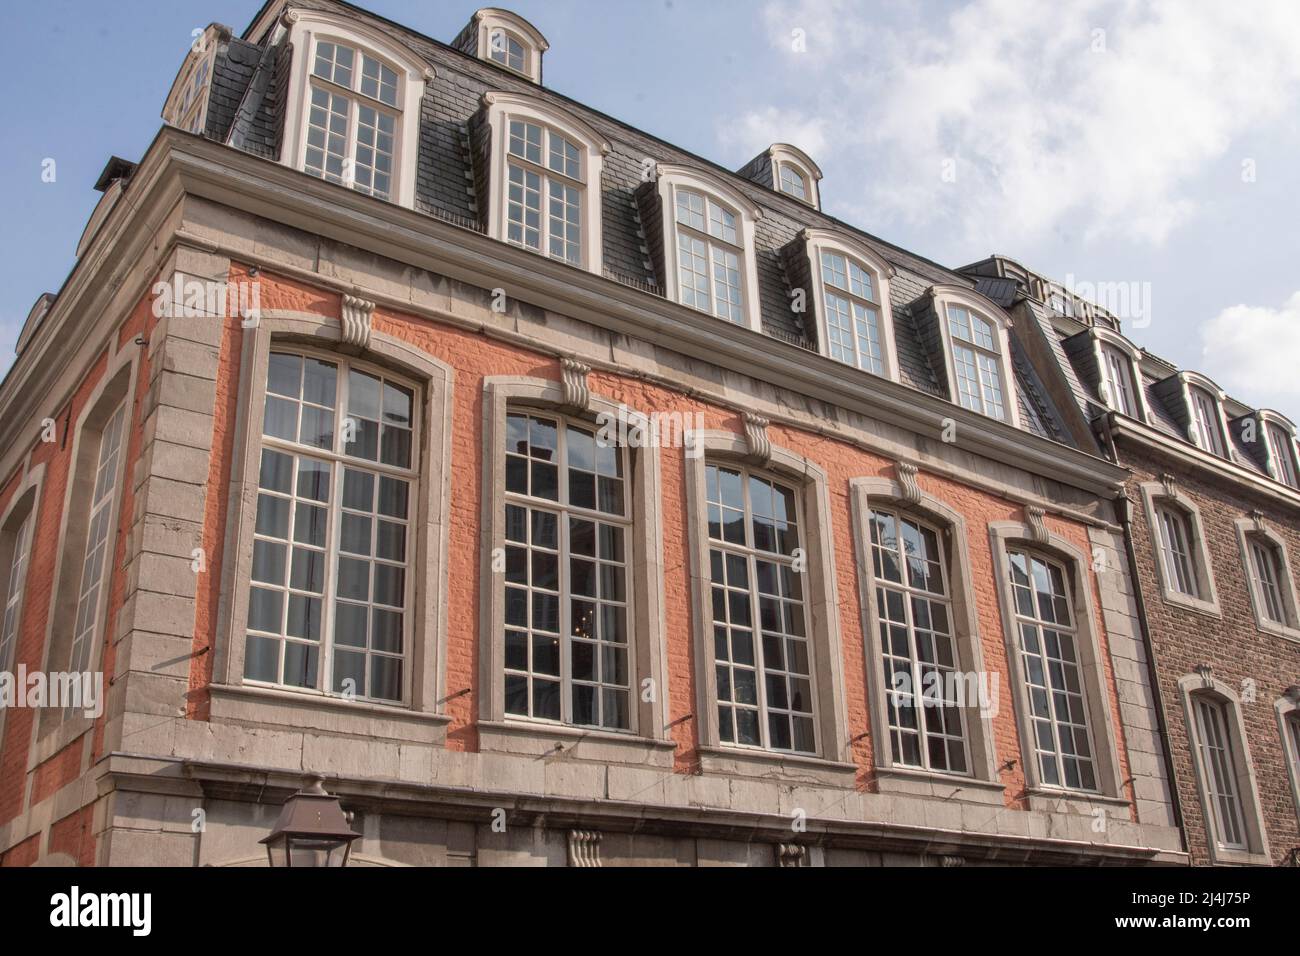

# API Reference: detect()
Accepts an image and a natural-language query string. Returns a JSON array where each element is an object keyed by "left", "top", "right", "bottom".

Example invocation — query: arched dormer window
[
  {"left": 802, "top": 230, "right": 897, "bottom": 379},
  {"left": 767, "top": 144, "right": 822, "bottom": 209},
  {"left": 280, "top": 11, "right": 432, "bottom": 207},
  {"left": 1256, "top": 410, "right": 1299, "bottom": 489},
  {"left": 1182, "top": 373, "right": 1230, "bottom": 459},
  {"left": 932, "top": 287, "right": 1019, "bottom": 426},
  {"left": 1092, "top": 329, "right": 1146, "bottom": 422},
  {"left": 652, "top": 165, "right": 762, "bottom": 332},
  {"left": 469, "top": 9, "right": 549, "bottom": 83},
  {"left": 161, "top": 24, "right": 226, "bottom": 135},
  {"left": 482, "top": 92, "right": 609, "bottom": 273}
]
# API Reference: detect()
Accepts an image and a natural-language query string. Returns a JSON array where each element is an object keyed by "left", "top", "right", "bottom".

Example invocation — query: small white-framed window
[
  {"left": 483, "top": 93, "right": 608, "bottom": 274},
  {"left": 763, "top": 144, "right": 822, "bottom": 209},
  {"left": 1280, "top": 695, "right": 1300, "bottom": 824},
  {"left": 778, "top": 163, "right": 807, "bottom": 201},
  {"left": 868, "top": 506, "right": 968, "bottom": 774},
  {"left": 946, "top": 303, "right": 1008, "bottom": 421},
  {"left": 1190, "top": 386, "right": 1227, "bottom": 457},
  {"left": 1005, "top": 547, "right": 1098, "bottom": 792},
  {"left": 1156, "top": 505, "right": 1199, "bottom": 598},
  {"left": 804, "top": 231, "right": 897, "bottom": 380},
  {"left": 706, "top": 461, "right": 815, "bottom": 753},
  {"left": 501, "top": 410, "right": 632, "bottom": 728},
  {"left": 244, "top": 350, "right": 419, "bottom": 704},
  {"left": 281, "top": 13, "right": 429, "bottom": 208},
  {"left": 1247, "top": 536, "right": 1287, "bottom": 625},
  {"left": 1266, "top": 421, "right": 1299, "bottom": 488},
  {"left": 470, "top": 10, "right": 548, "bottom": 83},
  {"left": 1100, "top": 344, "right": 1138, "bottom": 418},
  {"left": 161, "top": 25, "right": 222, "bottom": 135},
  {"left": 69, "top": 401, "right": 127, "bottom": 674},
  {"left": 1192, "top": 695, "right": 1249, "bottom": 851},
  {"left": 0, "top": 513, "right": 33, "bottom": 673},
  {"left": 1234, "top": 518, "right": 1300, "bottom": 639},
  {"left": 489, "top": 29, "right": 527, "bottom": 74}
]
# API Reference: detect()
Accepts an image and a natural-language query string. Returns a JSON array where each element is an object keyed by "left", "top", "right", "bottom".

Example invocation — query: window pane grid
[
  {"left": 503, "top": 413, "right": 631, "bottom": 730},
  {"left": 0, "top": 514, "right": 33, "bottom": 673},
  {"left": 675, "top": 189, "right": 746, "bottom": 325},
  {"left": 1192, "top": 390, "right": 1225, "bottom": 457},
  {"left": 1249, "top": 539, "right": 1286, "bottom": 624},
  {"left": 870, "top": 508, "right": 968, "bottom": 774},
  {"left": 820, "top": 252, "right": 884, "bottom": 375},
  {"left": 1102, "top": 346, "right": 1136, "bottom": 417},
  {"left": 948, "top": 307, "right": 1006, "bottom": 420},
  {"left": 706, "top": 464, "right": 814, "bottom": 754},
  {"left": 1268, "top": 424, "right": 1298, "bottom": 487},
  {"left": 246, "top": 351, "right": 417, "bottom": 705},
  {"left": 1007, "top": 548, "right": 1097, "bottom": 792},
  {"left": 1157, "top": 507, "right": 1198, "bottom": 597},
  {"left": 70, "top": 402, "right": 127, "bottom": 674},
  {"left": 506, "top": 121, "right": 584, "bottom": 264},
  {"left": 1194, "top": 697, "right": 1248, "bottom": 850}
]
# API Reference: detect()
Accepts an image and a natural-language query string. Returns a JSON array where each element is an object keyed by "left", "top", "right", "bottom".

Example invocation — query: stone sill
[
  {"left": 695, "top": 745, "right": 859, "bottom": 788},
  {"left": 477, "top": 719, "right": 678, "bottom": 769},
  {"left": 208, "top": 682, "right": 450, "bottom": 745},
  {"left": 873, "top": 765, "right": 1007, "bottom": 806}
]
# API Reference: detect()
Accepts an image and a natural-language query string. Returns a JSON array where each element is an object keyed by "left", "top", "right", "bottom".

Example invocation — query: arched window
[
  {"left": 652, "top": 165, "right": 763, "bottom": 331},
  {"left": 482, "top": 93, "right": 609, "bottom": 273},
  {"left": 1093, "top": 331, "right": 1146, "bottom": 421},
  {"left": 1257, "top": 411, "right": 1300, "bottom": 488},
  {"left": 766, "top": 144, "right": 822, "bottom": 209},
  {"left": 281, "top": 12, "right": 430, "bottom": 207},
  {"left": 1234, "top": 518, "right": 1300, "bottom": 639},
  {"left": 468, "top": 9, "right": 549, "bottom": 83},
  {"left": 932, "top": 288, "right": 1018, "bottom": 425},
  {"left": 804, "top": 230, "right": 897, "bottom": 379},
  {"left": 1140, "top": 480, "right": 1220, "bottom": 616}
]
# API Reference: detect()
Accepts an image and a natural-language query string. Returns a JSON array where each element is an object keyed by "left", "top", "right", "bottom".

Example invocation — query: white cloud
[
  {"left": 745, "top": 0, "right": 1300, "bottom": 248},
  {"left": 1199, "top": 292, "right": 1300, "bottom": 401}
]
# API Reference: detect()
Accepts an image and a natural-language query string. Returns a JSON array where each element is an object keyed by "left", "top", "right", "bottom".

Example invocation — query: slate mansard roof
[{"left": 179, "top": 0, "right": 1070, "bottom": 444}]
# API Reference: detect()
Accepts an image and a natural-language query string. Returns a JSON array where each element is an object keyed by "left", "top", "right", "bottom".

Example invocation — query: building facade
[
  {"left": 0, "top": 1, "right": 1216, "bottom": 866},
  {"left": 964, "top": 255, "right": 1300, "bottom": 866}
]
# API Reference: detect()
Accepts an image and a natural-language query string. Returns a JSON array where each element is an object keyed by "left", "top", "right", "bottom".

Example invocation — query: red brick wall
[
  {"left": 185, "top": 266, "right": 1137, "bottom": 814},
  {"left": 1122, "top": 443, "right": 1300, "bottom": 864}
]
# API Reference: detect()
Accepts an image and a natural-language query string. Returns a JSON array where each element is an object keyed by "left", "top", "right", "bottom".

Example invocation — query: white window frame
[
  {"left": 280, "top": 12, "right": 430, "bottom": 208},
  {"left": 0, "top": 512, "right": 32, "bottom": 675},
  {"left": 766, "top": 144, "right": 822, "bottom": 209},
  {"left": 803, "top": 230, "right": 898, "bottom": 381},
  {"left": 1184, "top": 377, "right": 1230, "bottom": 458},
  {"left": 652, "top": 164, "right": 763, "bottom": 333},
  {"left": 1179, "top": 673, "right": 1271, "bottom": 865},
  {"left": 1258, "top": 411, "right": 1300, "bottom": 488},
  {"left": 470, "top": 9, "right": 549, "bottom": 83},
  {"left": 932, "top": 287, "right": 1020, "bottom": 427},
  {"left": 482, "top": 92, "right": 609, "bottom": 275},
  {"left": 1139, "top": 481, "right": 1221, "bottom": 617},
  {"left": 1233, "top": 517, "right": 1300, "bottom": 642},
  {"left": 1276, "top": 692, "right": 1300, "bottom": 827}
]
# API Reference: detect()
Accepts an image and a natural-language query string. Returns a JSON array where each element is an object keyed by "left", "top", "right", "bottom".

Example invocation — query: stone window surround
[
  {"left": 209, "top": 311, "right": 454, "bottom": 745},
  {"left": 469, "top": 8, "right": 549, "bottom": 84},
  {"left": 481, "top": 91, "right": 611, "bottom": 276},
  {"left": 848, "top": 474, "right": 1005, "bottom": 804},
  {"left": 1138, "top": 480, "right": 1221, "bottom": 618},
  {"left": 478, "top": 375, "right": 675, "bottom": 768},
  {"left": 651, "top": 164, "right": 765, "bottom": 335},
  {"left": 32, "top": 342, "right": 139, "bottom": 763},
  {"left": 1179, "top": 371, "right": 1231, "bottom": 458},
  {"left": 0, "top": 462, "right": 47, "bottom": 747},
  {"left": 279, "top": 9, "right": 434, "bottom": 210},
  {"left": 1177, "top": 672, "right": 1272, "bottom": 865},
  {"left": 802, "top": 229, "right": 900, "bottom": 384},
  {"left": 1090, "top": 327, "right": 1150, "bottom": 424},
  {"left": 1233, "top": 517, "right": 1300, "bottom": 643},
  {"left": 1276, "top": 690, "right": 1300, "bottom": 827},
  {"left": 986, "top": 520, "right": 1129, "bottom": 815},
  {"left": 929, "top": 286, "right": 1022, "bottom": 429},
  {"left": 684, "top": 429, "right": 856, "bottom": 786},
  {"left": 1256, "top": 408, "right": 1300, "bottom": 488}
]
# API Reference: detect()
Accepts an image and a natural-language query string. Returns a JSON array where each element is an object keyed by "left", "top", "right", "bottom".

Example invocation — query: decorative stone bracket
[
  {"left": 775, "top": 843, "right": 807, "bottom": 867},
  {"left": 743, "top": 413, "right": 772, "bottom": 466},
  {"left": 1025, "top": 505, "right": 1050, "bottom": 547},
  {"left": 341, "top": 295, "right": 375, "bottom": 350},
  {"left": 567, "top": 830, "right": 603, "bottom": 867},
  {"left": 560, "top": 358, "right": 592, "bottom": 412},
  {"left": 894, "top": 461, "right": 922, "bottom": 505}
]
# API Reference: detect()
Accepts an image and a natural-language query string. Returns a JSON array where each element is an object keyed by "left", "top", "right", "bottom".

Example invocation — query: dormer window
[
  {"left": 928, "top": 288, "right": 1019, "bottom": 426},
  {"left": 481, "top": 93, "right": 609, "bottom": 274},
  {"left": 464, "top": 9, "right": 549, "bottom": 84},
  {"left": 1100, "top": 344, "right": 1137, "bottom": 417},
  {"left": 1189, "top": 386, "right": 1226, "bottom": 457},
  {"left": 161, "top": 24, "right": 226, "bottom": 136},
  {"left": 281, "top": 12, "right": 430, "bottom": 208},
  {"left": 779, "top": 164, "right": 808, "bottom": 201},
  {"left": 758, "top": 144, "right": 823, "bottom": 209},
  {"left": 651, "top": 166, "right": 762, "bottom": 331},
  {"left": 802, "top": 230, "right": 897, "bottom": 379}
]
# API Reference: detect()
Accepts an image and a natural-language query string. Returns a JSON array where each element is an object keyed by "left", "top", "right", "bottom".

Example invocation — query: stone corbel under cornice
[
  {"left": 567, "top": 830, "right": 602, "bottom": 867},
  {"left": 341, "top": 295, "right": 375, "bottom": 350},
  {"left": 894, "top": 461, "right": 922, "bottom": 505},
  {"left": 559, "top": 358, "right": 592, "bottom": 412},
  {"left": 1025, "top": 505, "right": 1051, "bottom": 547},
  {"left": 743, "top": 413, "right": 772, "bottom": 466}
]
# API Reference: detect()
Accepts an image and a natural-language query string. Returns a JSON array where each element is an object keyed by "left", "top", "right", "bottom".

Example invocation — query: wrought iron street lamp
[{"left": 260, "top": 774, "right": 361, "bottom": 867}]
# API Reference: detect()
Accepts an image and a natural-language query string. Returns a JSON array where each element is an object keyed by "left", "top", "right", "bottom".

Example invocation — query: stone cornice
[{"left": 2, "top": 129, "right": 1129, "bottom": 500}]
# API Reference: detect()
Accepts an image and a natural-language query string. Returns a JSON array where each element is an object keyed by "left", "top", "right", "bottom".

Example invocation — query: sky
[{"left": 1, "top": 0, "right": 1298, "bottom": 414}]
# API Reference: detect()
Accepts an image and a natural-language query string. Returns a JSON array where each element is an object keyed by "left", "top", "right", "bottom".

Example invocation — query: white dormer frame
[
  {"left": 652, "top": 164, "right": 763, "bottom": 333},
  {"left": 931, "top": 285, "right": 1021, "bottom": 428},
  {"left": 280, "top": 9, "right": 433, "bottom": 209},
  {"left": 482, "top": 92, "right": 609, "bottom": 275},
  {"left": 767, "top": 144, "right": 823, "bottom": 209},
  {"left": 802, "top": 229, "right": 898, "bottom": 381},
  {"left": 1255, "top": 409, "right": 1300, "bottom": 488},
  {"left": 470, "top": 8, "right": 549, "bottom": 83},
  {"left": 1091, "top": 327, "right": 1149, "bottom": 423},
  {"left": 1180, "top": 371, "right": 1231, "bottom": 459},
  {"left": 161, "top": 24, "right": 224, "bottom": 135}
]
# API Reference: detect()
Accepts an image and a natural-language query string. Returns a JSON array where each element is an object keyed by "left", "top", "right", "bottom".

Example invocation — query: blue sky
[{"left": 2, "top": 0, "right": 1298, "bottom": 414}]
